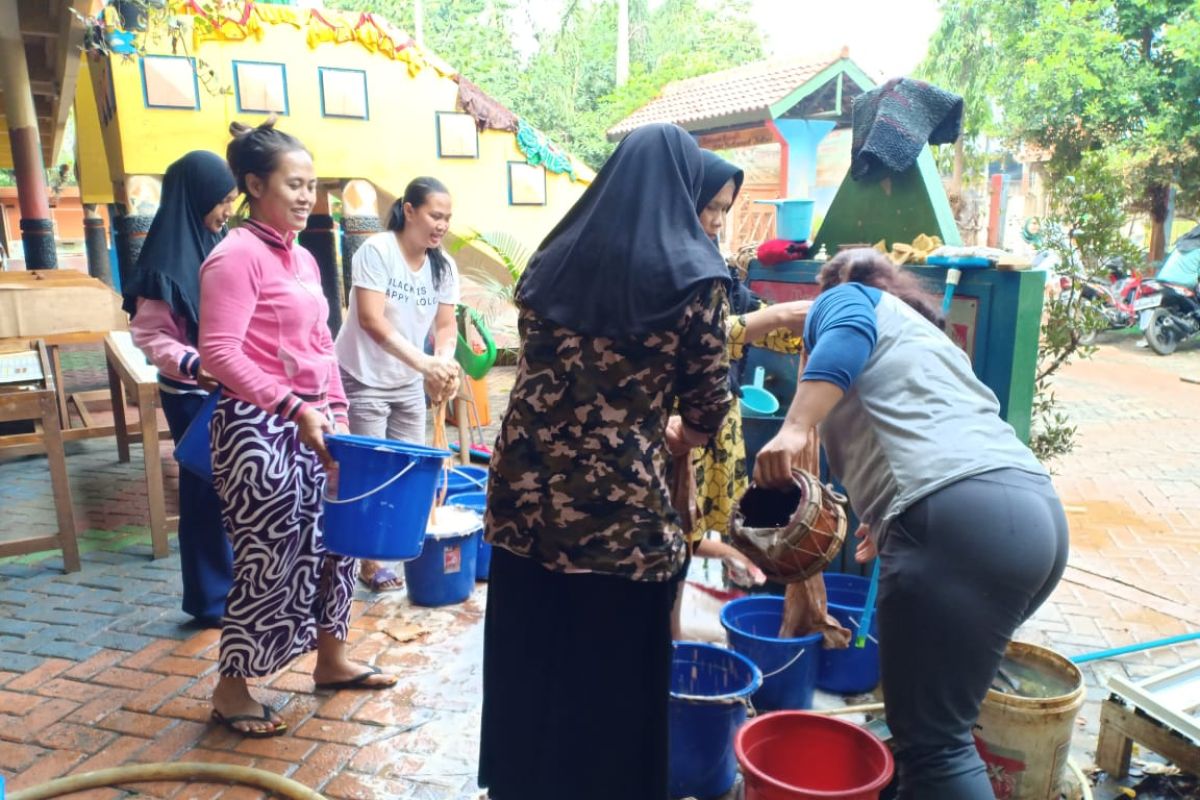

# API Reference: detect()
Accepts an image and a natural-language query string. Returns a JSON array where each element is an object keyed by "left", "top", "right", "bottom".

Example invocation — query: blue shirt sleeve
[{"left": 801, "top": 283, "right": 881, "bottom": 391}]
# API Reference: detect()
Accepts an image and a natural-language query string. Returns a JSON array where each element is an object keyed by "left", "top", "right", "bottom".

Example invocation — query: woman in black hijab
[
  {"left": 124, "top": 150, "right": 238, "bottom": 628},
  {"left": 479, "top": 124, "right": 734, "bottom": 800}
]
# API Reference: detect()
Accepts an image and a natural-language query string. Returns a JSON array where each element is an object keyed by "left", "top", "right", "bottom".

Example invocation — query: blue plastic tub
[
  {"left": 439, "top": 465, "right": 488, "bottom": 497},
  {"left": 756, "top": 198, "right": 816, "bottom": 242},
  {"left": 669, "top": 642, "right": 762, "bottom": 800},
  {"left": 818, "top": 573, "right": 881, "bottom": 694},
  {"left": 323, "top": 434, "right": 451, "bottom": 560},
  {"left": 450, "top": 491, "right": 490, "bottom": 580},
  {"left": 403, "top": 509, "right": 483, "bottom": 607},
  {"left": 721, "top": 596, "right": 822, "bottom": 712}
]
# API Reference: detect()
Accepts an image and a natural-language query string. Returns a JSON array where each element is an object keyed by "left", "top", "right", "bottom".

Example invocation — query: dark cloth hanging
[
  {"left": 850, "top": 77, "right": 963, "bottom": 182},
  {"left": 516, "top": 123, "right": 730, "bottom": 338},
  {"left": 121, "top": 151, "right": 236, "bottom": 344}
]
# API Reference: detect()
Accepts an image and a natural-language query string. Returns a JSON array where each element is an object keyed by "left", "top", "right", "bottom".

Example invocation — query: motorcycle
[
  {"left": 1057, "top": 259, "right": 1153, "bottom": 344},
  {"left": 1135, "top": 280, "right": 1200, "bottom": 355}
]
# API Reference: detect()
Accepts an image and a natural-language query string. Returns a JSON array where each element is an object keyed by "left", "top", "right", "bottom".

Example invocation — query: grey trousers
[
  {"left": 878, "top": 468, "right": 1069, "bottom": 799},
  {"left": 340, "top": 370, "right": 426, "bottom": 444}
]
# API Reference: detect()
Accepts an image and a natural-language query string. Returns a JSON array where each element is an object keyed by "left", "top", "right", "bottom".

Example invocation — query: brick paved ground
[{"left": 2, "top": 338, "right": 1200, "bottom": 798}]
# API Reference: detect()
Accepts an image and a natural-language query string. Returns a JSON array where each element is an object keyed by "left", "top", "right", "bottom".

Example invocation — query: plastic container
[
  {"left": 818, "top": 573, "right": 881, "bottom": 694},
  {"left": 755, "top": 199, "right": 816, "bottom": 242},
  {"left": 973, "top": 641, "right": 1085, "bottom": 800},
  {"left": 736, "top": 711, "right": 894, "bottom": 800},
  {"left": 402, "top": 507, "right": 483, "bottom": 607},
  {"left": 721, "top": 596, "right": 822, "bottom": 711},
  {"left": 669, "top": 642, "right": 762, "bottom": 800},
  {"left": 450, "top": 491, "right": 490, "bottom": 580},
  {"left": 323, "top": 434, "right": 451, "bottom": 560},
  {"left": 439, "top": 465, "right": 489, "bottom": 497},
  {"left": 740, "top": 366, "right": 780, "bottom": 417}
]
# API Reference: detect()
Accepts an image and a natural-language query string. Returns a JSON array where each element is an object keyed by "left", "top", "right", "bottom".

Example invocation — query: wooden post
[{"left": 0, "top": 0, "right": 57, "bottom": 269}]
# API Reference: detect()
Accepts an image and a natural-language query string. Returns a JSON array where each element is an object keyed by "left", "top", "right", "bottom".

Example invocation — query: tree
[{"left": 922, "top": 0, "right": 1200, "bottom": 260}]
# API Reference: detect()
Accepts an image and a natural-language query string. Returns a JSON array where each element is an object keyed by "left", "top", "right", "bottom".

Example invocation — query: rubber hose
[
  {"left": 1067, "top": 757, "right": 1095, "bottom": 800},
  {"left": 9, "top": 762, "right": 328, "bottom": 800}
]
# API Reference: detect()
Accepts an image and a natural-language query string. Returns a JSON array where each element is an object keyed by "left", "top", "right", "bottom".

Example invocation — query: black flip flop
[
  {"left": 211, "top": 702, "right": 287, "bottom": 739},
  {"left": 314, "top": 664, "right": 397, "bottom": 691}
]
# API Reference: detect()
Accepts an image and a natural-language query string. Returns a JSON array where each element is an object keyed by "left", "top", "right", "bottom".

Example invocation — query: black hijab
[
  {"left": 1176, "top": 224, "right": 1200, "bottom": 254},
  {"left": 516, "top": 124, "right": 729, "bottom": 337},
  {"left": 697, "top": 150, "right": 759, "bottom": 317},
  {"left": 121, "top": 151, "right": 236, "bottom": 344},
  {"left": 696, "top": 150, "right": 743, "bottom": 214}
]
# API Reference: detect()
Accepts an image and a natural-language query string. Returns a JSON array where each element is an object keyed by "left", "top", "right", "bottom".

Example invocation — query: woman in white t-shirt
[{"left": 335, "top": 177, "right": 461, "bottom": 591}]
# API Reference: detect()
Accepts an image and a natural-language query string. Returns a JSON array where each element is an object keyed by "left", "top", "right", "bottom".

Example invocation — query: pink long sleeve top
[
  {"left": 128, "top": 298, "right": 202, "bottom": 387},
  {"left": 198, "top": 218, "right": 348, "bottom": 426}
]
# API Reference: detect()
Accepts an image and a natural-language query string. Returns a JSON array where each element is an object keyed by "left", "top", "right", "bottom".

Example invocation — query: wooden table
[
  {"left": 105, "top": 331, "right": 176, "bottom": 559},
  {"left": 0, "top": 341, "right": 81, "bottom": 571}
]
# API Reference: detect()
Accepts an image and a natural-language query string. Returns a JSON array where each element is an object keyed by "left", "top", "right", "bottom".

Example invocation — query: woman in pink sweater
[
  {"left": 123, "top": 150, "right": 237, "bottom": 628},
  {"left": 199, "top": 119, "right": 396, "bottom": 738}
]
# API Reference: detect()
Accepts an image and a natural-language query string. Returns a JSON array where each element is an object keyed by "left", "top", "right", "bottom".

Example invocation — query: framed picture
[
  {"left": 233, "top": 61, "right": 289, "bottom": 115},
  {"left": 507, "top": 161, "right": 547, "bottom": 206},
  {"left": 140, "top": 55, "right": 200, "bottom": 110},
  {"left": 436, "top": 111, "right": 479, "bottom": 159},
  {"left": 319, "top": 67, "right": 368, "bottom": 120}
]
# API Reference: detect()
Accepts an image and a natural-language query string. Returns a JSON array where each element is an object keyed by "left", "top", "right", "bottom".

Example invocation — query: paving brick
[
  {"left": 65, "top": 688, "right": 139, "bottom": 726},
  {"left": 129, "top": 719, "right": 208, "bottom": 764},
  {"left": 86, "top": 631, "right": 156, "bottom": 652},
  {"left": 119, "top": 638, "right": 178, "bottom": 670},
  {"left": 0, "top": 619, "right": 44, "bottom": 637},
  {"left": 233, "top": 734, "right": 316, "bottom": 762},
  {"left": 0, "top": 740, "right": 43, "bottom": 771},
  {"left": 291, "top": 717, "right": 391, "bottom": 747},
  {"left": 36, "top": 678, "right": 103, "bottom": 703},
  {"left": 0, "top": 689, "right": 40, "bottom": 715},
  {"left": 34, "top": 722, "right": 116, "bottom": 754},
  {"left": 156, "top": 696, "right": 214, "bottom": 724},
  {"left": 93, "top": 666, "right": 170, "bottom": 690},
  {"left": 6, "top": 748, "right": 87, "bottom": 791},
  {"left": 289, "top": 742, "right": 356, "bottom": 791},
  {"left": 148, "top": 657, "right": 217, "bottom": 678},
  {"left": 123, "top": 675, "right": 192, "bottom": 714},
  {"left": 62, "top": 649, "right": 126, "bottom": 681},
  {"left": 173, "top": 629, "right": 220, "bottom": 658},
  {"left": 6, "top": 658, "right": 72, "bottom": 692},
  {"left": 32, "top": 641, "right": 103, "bottom": 661}
]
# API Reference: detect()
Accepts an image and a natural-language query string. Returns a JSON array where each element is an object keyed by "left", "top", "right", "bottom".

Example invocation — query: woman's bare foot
[
  {"left": 211, "top": 676, "right": 285, "bottom": 736},
  {"left": 313, "top": 630, "right": 398, "bottom": 690}
]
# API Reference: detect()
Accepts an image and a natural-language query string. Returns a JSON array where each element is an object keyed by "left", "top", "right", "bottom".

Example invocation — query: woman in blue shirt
[{"left": 755, "top": 248, "right": 1069, "bottom": 799}]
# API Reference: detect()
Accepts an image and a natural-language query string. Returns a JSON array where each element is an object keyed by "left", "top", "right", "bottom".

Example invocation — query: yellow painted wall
[
  {"left": 95, "top": 6, "right": 591, "bottom": 253},
  {"left": 74, "top": 61, "right": 114, "bottom": 205}
]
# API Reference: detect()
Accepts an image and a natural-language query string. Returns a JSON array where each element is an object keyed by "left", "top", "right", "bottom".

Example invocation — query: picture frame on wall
[
  {"left": 140, "top": 55, "right": 200, "bottom": 110},
  {"left": 319, "top": 67, "right": 369, "bottom": 120},
  {"left": 507, "top": 161, "right": 547, "bottom": 206},
  {"left": 232, "top": 61, "right": 289, "bottom": 115},
  {"left": 436, "top": 111, "right": 479, "bottom": 159}
]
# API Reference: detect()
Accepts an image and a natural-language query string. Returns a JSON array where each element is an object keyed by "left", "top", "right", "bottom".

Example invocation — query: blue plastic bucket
[
  {"left": 669, "top": 642, "right": 762, "bottom": 800},
  {"left": 323, "top": 434, "right": 451, "bottom": 560},
  {"left": 403, "top": 509, "right": 483, "bottom": 606},
  {"left": 439, "top": 465, "right": 488, "bottom": 497},
  {"left": 450, "top": 491, "right": 490, "bottom": 580},
  {"left": 818, "top": 573, "right": 881, "bottom": 694},
  {"left": 721, "top": 596, "right": 822, "bottom": 711},
  {"left": 757, "top": 198, "right": 816, "bottom": 242}
]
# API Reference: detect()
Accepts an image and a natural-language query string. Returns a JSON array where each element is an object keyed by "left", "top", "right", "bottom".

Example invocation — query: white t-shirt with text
[{"left": 335, "top": 231, "right": 461, "bottom": 389}]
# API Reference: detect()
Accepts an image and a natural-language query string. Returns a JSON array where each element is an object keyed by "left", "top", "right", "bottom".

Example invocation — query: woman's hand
[
  {"left": 298, "top": 407, "right": 335, "bottom": 470},
  {"left": 422, "top": 355, "right": 459, "bottom": 403},
  {"left": 770, "top": 301, "right": 812, "bottom": 334},
  {"left": 752, "top": 422, "right": 809, "bottom": 488},
  {"left": 720, "top": 548, "right": 767, "bottom": 587},
  {"left": 854, "top": 524, "right": 877, "bottom": 563},
  {"left": 196, "top": 367, "right": 219, "bottom": 392},
  {"left": 666, "top": 415, "right": 708, "bottom": 456}
]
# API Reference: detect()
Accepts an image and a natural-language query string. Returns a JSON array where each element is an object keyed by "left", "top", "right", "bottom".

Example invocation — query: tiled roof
[{"left": 607, "top": 49, "right": 850, "bottom": 139}]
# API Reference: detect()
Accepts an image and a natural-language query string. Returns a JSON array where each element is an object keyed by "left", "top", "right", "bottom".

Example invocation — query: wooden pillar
[
  {"left": 299, "top": 200, "right": 344, "bottom": 336},
  {"left": 0, "top": 0, "right": 57, "bottom": 269},
  {"left": 83, "top": 205, "right": 114, "bottom": 287},
  {"left": 341, "top": 215, "right": 381, "bottom": 306},
  {"left": 117, "top": 210, "right": 154, "bottom": 287}
]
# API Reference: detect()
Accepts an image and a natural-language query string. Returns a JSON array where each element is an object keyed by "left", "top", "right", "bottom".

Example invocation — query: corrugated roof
[{"left": 607, "top": 49, "right": 850, "bottom": 139}]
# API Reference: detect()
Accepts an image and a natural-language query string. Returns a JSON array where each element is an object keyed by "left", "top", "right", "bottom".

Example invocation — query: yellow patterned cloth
[{"left": 691, "top": 308, "right": 804, "bottom": 542}]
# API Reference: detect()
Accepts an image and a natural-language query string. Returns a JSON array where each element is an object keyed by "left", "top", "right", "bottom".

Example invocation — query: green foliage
[
  {"left": 454, "top": 229, "right": 533, "bottom": 282},
  {"left": 1028, "top": 153, "right": 1145, "bottom": 464},
  {"left": 324, "top": 0, "right": 764, "bottom": 169}
]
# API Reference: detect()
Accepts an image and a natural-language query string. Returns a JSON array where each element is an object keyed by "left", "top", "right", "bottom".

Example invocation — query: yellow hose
[{"left": 9, "top": 762, "right": 328, "bottom": 800}]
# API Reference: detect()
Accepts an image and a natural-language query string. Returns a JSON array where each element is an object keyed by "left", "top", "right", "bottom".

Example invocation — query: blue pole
[
  {"left": 1070, "top": 631, "right": 1200, "bottom": 664},
  {"left": 855, "top": 558, "right": 881, "bottom": 649}
]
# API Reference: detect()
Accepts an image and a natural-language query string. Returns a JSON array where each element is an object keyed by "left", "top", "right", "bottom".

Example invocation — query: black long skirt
[{"left": 479, "top": 547, "right": 679, "bottom": 800}]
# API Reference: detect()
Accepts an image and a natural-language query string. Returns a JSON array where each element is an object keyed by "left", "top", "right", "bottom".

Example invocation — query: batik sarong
[{"left": 210, "top": 396, "right": 357, "bottom": 678}]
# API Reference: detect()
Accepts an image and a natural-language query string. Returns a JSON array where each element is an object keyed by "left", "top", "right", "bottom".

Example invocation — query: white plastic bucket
[{"left": 973, "top": 641, "right": 1085, "bottom": 800}]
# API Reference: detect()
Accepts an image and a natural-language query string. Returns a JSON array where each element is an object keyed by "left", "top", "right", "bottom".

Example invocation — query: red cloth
[{"left": 757, "top": 239, "right": 809, "bottom": 266}]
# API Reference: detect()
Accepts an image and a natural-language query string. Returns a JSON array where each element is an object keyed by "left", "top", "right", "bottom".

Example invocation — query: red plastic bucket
[{"left": 736, "top": 712, "right": 894, "bottom": 800}]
